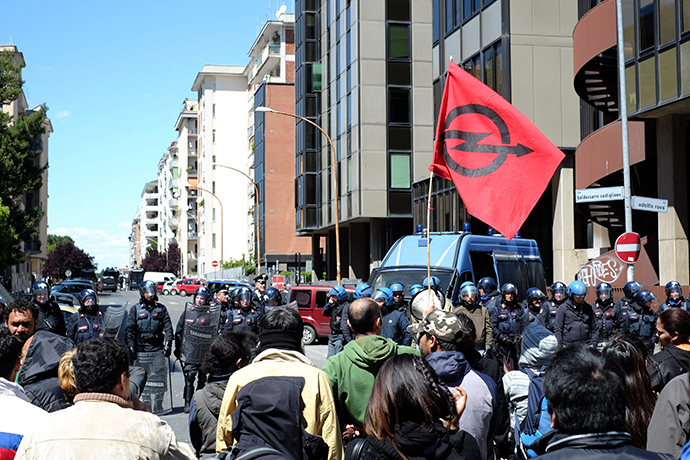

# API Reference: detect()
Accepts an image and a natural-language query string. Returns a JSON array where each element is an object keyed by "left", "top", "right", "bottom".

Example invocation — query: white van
[{"left": 143, "top": 272, "right": 177, "bottom": 286}]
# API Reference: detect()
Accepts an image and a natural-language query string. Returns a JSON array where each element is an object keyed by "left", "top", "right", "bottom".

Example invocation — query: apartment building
[
  {"left": 157, "top": 143, "right": 179, "bottom": 252},
  {"left": 0, "top": 45, "right": 52, "bottom": 290},
  {"left": 138, "top": 180, "right": 160, "bottom": 262},
  {"left": 293, "top": 0, "right": 434, "bottom": 281},
  {"left": 129, "top": 213, "right": 142, "bottom": 268}
]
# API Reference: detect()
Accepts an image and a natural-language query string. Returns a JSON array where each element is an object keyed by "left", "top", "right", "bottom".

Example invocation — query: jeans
[{"left": 327, "top": 335, "right": 344, "bottom": 358}]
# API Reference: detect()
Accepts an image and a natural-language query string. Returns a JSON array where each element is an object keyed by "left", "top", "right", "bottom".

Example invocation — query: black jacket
[
  {"left": 553, "top": 300, "right": 598, "bottom": 347},
  {"left": 323, "top": 301, "right": 348, "bottom": 337},
  {"left": 649, "top": 345, "right": 690, "bottom": 393},
  {"left": 35, "top": 300, "right": 66, "bottom": 336},
  {"left": 124, "top": 301, "right": 173, "bottom": 352},
  {"left": 533, "top": 431, "right": 673, "bottom": 460}
]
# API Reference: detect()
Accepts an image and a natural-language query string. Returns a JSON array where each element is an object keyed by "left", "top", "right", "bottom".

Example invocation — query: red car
[
  {"left": 172, "top": 278, "right": 206, "bottom": 297},
  {"left": 288, "top": 284, "right": 355, "bottom": 345}
]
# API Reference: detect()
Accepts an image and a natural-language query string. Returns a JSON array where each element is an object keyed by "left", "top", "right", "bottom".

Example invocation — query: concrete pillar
[
  {"left": 349, "top": 223, "right": 370, "bottom": 281},
  {"left": 326, "top": 229, "right": 336, "bottom": 281},
  {"left": 657, "top": 115, "right": 689, "bottom": 284},
  {"left": 340, "top": 227, "right": 350, "bottom": 282},
  {"left": 311, "top": 235, "right": 323, "bottom": 281}
]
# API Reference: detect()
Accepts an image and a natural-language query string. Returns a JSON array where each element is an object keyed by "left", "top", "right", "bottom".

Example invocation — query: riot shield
[
  {"left": 101, "top": 304, "right": 127, "bottom": 340},
  {"left": 135, "top": 351, "right": 172, "bottom": 416},
  {"left": 181, "top": 302, "right": 222, "bottom": 366},
  {"left": 410, "top": 288, "right": 446, "bottom": 321}
]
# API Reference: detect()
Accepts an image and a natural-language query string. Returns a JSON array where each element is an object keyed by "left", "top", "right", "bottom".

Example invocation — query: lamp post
[
  {"left": 185, "top": 183, "right": 223, "bottom": 276},
  {"left": 213, "top": 162, "right": 261, "bottom": 275},
  {"left": 255, "top": 106, "right": 341, "bottom": 284}
]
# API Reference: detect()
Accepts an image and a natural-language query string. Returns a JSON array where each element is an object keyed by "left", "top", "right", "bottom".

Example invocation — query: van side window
[
  {"left": 292, "top": 291, "right": 312, "bottom": 308},
  {"left": 315, "top": 291, "right": 328, "bottom": 309}
]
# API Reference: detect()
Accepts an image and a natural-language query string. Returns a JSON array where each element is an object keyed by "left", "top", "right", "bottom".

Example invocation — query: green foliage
[
  {"left": 43, "top": 242, "right": 96, "bottom": 280},
  {"left": 166, "top": 240, "right": 181, "bottom": 276},
  {"left": 47, "top": 234, "right": 75, "bottom": 254},
  {"left": 223, "top": 256, "right": 256, "bottom": 275},
  {"left": 0, "top": 198, "right": 18, "bottom": 269},
  {"left": 0, "top": 50, "right": 47, "bottom": 270}
]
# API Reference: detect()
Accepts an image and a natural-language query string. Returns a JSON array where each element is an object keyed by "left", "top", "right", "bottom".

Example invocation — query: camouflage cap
[{"left": 408, "top": 309, "right": 461, "bottom": 343}]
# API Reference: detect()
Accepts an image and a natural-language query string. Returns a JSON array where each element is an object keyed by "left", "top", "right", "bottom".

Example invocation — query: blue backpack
[{"left": 514, "top": 367, "right": 553, "bottom": 458}]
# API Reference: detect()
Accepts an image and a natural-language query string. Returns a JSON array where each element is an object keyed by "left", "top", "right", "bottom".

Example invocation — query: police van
[{"left": 368, "top": 230, "right": 546, "bottom": 304}]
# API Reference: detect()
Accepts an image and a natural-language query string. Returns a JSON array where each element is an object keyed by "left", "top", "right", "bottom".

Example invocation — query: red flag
[{"left": 430, "top": 63, "right": 565, "bottom": 240}]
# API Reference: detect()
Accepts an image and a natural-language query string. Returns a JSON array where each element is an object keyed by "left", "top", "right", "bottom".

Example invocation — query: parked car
[
  {"left": 72, "top": 278, "right": 100, "bottom": 293},
  {"left": 51, "top": 280, "right": 99, "bottom": 299},
  {"left": 172, "top": 278, "right": 206, "bottom": 297},
  {"left": 99, "top": 276, "right": 117, "bottom": 292},
  {"left": 161, "top": 279, "right": 179, "bottom": 295},
  {"left": 206, "top": 280, "right": 252, "bottom": 296},
  {"left": 287, "top": 284, "right": 355, "bottom": 345}
]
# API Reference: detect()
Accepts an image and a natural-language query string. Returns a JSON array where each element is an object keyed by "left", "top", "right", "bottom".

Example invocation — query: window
[
  {"left": 659, "top": 0, "right": 675, "bottom": 45},
  {"left": 389, "top": 25, "right": 410, "bottom": 59},
  {"left": 213, "top": 129, "right": 216, "bottom": 143},
  {"left": 640, "top": 0, "right": 655, "bottom": 51},
  {"left": 390, "top": 154, "right": 411, "bottom": 188},
  {"left": 212, "top": 233, "right": 216, "bottom": 248},
  {"left": 389, "top": 88, "right": 410, "bottom": 123},
  {"left": 212, "top": 103, "right": 216, "bottom": 118}
]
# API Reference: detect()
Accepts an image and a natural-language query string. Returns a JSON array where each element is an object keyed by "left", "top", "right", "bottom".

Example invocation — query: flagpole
[{"left": 426, "top": 173, "right": 435, "bottom": 313}]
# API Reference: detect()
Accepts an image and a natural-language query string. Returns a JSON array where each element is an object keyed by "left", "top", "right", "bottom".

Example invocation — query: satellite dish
[{"left": 276, "top": 4, "right": 287, "bottom": 17}]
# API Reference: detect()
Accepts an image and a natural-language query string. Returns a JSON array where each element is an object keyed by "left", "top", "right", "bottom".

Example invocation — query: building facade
[
  {"left": 138, "top": 180, "right": 160, "bottom": 262},
  {"left": 293, "top": 0, "right": 434, "bottom": 281}
]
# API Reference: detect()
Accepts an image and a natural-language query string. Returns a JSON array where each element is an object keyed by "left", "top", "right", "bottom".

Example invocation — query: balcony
[
  {"left": 187, "top": 252, "right": 198, "bottom": 261},
  {"left": 188, "top": 231, "right": 198, "bottom": 239},
  {"left": 187, "top": 168, "right": 198, "bottom": 178},
  {"left": 248, "top": 42, "right": 282, "bottom": 85},
  {"left": 188, "top": 149, "right": 198, "bottom": 158}
]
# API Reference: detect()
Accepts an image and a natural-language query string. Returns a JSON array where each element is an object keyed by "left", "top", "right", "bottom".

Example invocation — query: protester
[
  {"left": 189, "top": 330, "right": 257, "bottom": 458},
  {"left": 648, "top": 308, "right": 690, "bottom": 394},
  {"left": 322, "top": 298, "right": 418, "bottom": 438},
  {"left": 532, "top": 344, "right": 672, "bottom": 459},
  {"left": 0, "top": 328, "right": 47, "bottom": 459},
  {"left": 345, "top": 354, "right": 481, "bottom": 460},
  {"left": 601, "top": 335, "right": 656, "bottom": 449},
  {"left": 647, "top": 372, "right": 690, "bottom": 458},
  {"left": 413, "top": 309, "right": 497, "bottom": 460},
  {"left": 216, "top": 307, "right": 343, "bottom": 460},
  {"left": 57, "top": 349, "right": 78, "bottom": 405},
  {"left": 15, "top": 337, "right": 195, "bottom": 459},
  {"left": 5, "top": 296, "right": 39, "bottom": 346}
]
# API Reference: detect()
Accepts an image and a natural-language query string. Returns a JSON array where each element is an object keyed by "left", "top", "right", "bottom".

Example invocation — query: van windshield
[{"left": 368, "top": 267, "right": 455, "bottom": 297}]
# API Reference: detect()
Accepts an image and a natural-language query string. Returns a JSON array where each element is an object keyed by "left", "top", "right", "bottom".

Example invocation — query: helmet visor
[{"left": 141, "top": 284, "right": 156, "bottom": 297}]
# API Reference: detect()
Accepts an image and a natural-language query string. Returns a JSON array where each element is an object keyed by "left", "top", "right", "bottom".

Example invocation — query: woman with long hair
[
  {"left": 602, "top": 335, "right": 656, "bottom": 449},
  {"left": 649, "top": 307, "right": 690, "bottom": 393},
  {"left": 345, "top": 354, "right": 480, "bottom": 460}
]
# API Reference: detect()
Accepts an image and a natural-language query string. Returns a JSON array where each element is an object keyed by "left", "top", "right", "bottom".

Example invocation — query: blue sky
[{"left": 2, "top": 0, "right": 291, "bottom": 271}]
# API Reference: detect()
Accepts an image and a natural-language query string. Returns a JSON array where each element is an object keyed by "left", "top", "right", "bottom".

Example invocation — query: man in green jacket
[{"left": 322, "top": 298, "right": 419, "bottom": 436}]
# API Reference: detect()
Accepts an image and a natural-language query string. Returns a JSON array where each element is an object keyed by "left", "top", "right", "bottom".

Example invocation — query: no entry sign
[
  {"left": 212, "top": 260, "right": 218, "bottom": 268},
  {"left": 615, "top": 232, "right": 641, "bottom": 264}
]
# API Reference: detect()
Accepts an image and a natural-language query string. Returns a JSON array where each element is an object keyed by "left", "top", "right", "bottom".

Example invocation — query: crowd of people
[{"left": 2, "top": 274, "right": 690, "bottom": 460}]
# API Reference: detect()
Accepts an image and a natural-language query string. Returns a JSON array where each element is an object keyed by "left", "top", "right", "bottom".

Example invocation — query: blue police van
[{"left": 368, "top": 231, "right": 546, "bottom": 304}]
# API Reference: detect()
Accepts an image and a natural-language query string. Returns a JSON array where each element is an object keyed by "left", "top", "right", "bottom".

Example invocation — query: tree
[
  {"left": 141, "top": 249, "right": 167, "bottom": 272},
  {"left": 43, "top": 242, "right": 95, "bottom": 280},
  {"left": 47, "top": 234, "right": 75, "bottom": 254},
  {"left": 166, "top": 241, "right": 180, "bottom": 276},
  {"left": 0, "top": 50, "right": 48, "bottom": 270},
  {"left": 0, "top": 198, "right": 18, "bottom": 270}
]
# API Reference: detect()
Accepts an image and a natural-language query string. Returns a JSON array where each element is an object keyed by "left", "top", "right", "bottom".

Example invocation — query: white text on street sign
[
  {"left": 632, "top": 196, "right": 668, "bottom": 213},
  {"left": 575, "top": 187, "right": 624, "bottom": 203}
]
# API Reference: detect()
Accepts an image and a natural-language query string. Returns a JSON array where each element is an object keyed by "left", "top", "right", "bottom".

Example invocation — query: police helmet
[
  {"left": 263, "top": 287, "right": 282, "bottom": 307},
  {"left": 354, "top": 283, "right": 373, "bottom": 299},
  {"left": 550, "top": 282, "right": 566, "bottom": 297},
  {"left": 478, "top": 277, "right": 497, "bottom": 294},
  {"left": 389, "top": 283, "right": 404, "bottom": 294},
  {"left": 596, "top": 282, "right": 612, "bottom": 300},
  {"left": 666, "top": 281, "right": 683, "bottom": 299},
  {"left": 238, "top": 287, "right": 252, "bottom": 305},
  {"left": 78, "top": 288, "right": 98, "bottom": 309},
  {"left": 194, "top": 286, "right": 212, "bottom": 305},
  {"left": 526, "top": 287, "right": 546, "bottom": 303},
  {"left": 373, "top": 287, "right": 395, "bottom": 307},
  {"left": 230, "top": 287, "right": 240, "bottom": 302},
  {"left": 634, "top": 289, "right": 657, "bottom": 307},
  {"left": 501, "top": 283, "right": 518, "bottom": 296},
  {"left": 460, "top": 283, "right": 478, "bottom": 301},
  {"left": 409, "top": 284, "right": 424, "bottom": 297},
  {"left": 139, "top": 280, "right": 158, "bottom": 301},
  {"left": 623, "top": 281, "right": 643, "bottom": 299},
  {"left": 33, "top": 280, "right": 50, "bottom": 303},
  {"left": 567, "top": 281, "right": 587, "bottom": 297},
  {"left": 328, "top": 285, "right": 348, "bottom": 302},
  {"left": 423, "top": 276, "right": 441, "bottom": 289}
]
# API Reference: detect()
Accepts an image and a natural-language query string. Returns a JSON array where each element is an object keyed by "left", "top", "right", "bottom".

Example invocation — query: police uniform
[
  {"left": 174, "top": 305, "right": 216, "bottom": 409},
  {"left": 538, "top": 299, "right": 563, "bottom": 332},
  {"left": 657, "top": 298, "right": 690, "bottom": 313},
  {"left": 553, "top": 299, "right": 598, "bottom": 348},
  {"left": 624, "top": 303, "right": 658, "bottom": 354},
  {"left": 218, "top": 300, "right": 232, "bottom": 332},
  {"left": 67, "top": 309, "right": 103, "bottom": 345},
  {"left": 593, "top": 299, "right": 622, "bottom": 346},
  {"left": 34, "top": 300, "right": 67, "bottom": 336},
  {"left": 224, "top": 306, "right": 260, "bottom": 333},
  {"left": 124, "top": 301, "right": 173, "bottom": 354},
  {"left": 613, "top": 297, "right": 634, "bottom": 326},
  {"left": 490, "top": 297, "right": 530, "bottom": 366}
]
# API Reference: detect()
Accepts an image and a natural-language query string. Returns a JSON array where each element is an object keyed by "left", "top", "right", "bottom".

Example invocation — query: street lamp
[
  {"left": 213, "top": 162, "right": 261, "bottom": 275},
  {"left": 255, "top": 106, "right": 341, "bottom": 284},
  {"left": 185, "top": 183, "right": 223, "bottom": 276}
]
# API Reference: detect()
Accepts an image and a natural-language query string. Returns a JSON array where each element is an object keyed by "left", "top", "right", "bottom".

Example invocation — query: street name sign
[
  {"left": 632, "top": 196, "right": 668, "bottom": 213},
  {"left": 615, "top": 232, "right": 641, "bottom": 264},
  {"left": 575, "top": 186, "right": 624, "bottom": 203}
]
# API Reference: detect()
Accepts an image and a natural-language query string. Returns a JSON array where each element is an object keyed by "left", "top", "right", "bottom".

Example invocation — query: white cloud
[
  {"left": 54, "top": 110, "right": 71, "bottom": 119},
  {"left": 50, "top": 226, "right": 131, "bottom": 270}
]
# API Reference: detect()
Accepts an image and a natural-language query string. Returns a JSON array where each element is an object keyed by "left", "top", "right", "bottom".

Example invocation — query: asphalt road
[{"left": 100, "top": 288, "right": 328, "bottom": 447}]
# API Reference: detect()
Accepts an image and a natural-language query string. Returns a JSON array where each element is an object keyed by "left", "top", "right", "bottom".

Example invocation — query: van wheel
[
  {"left": 180, "top": 290, "right": 187, "bottom": 297},
  {"left": 302, "top": 325, "right": 317, "bottom": 346}
]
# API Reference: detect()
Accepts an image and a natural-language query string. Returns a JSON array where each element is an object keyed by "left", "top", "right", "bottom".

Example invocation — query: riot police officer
[
  {"left": 373, "top": 287, "right": 412, "bottom": 346},
  {"left": 252, "top": 273, "right": 268, "bottom": 316},
  {"left": 615, "top": 281, "right": 643, "bottom": 325},
  {"left": 175, "top": 286, "right": 219, "bottom": 413},
  {"left": 225, "top": 287, "right": 260, "bottom": 333},
  {"left": 323, "top": 285, "right": 350, "bottom": 357},
  {"left": 525, "top": 287, "right": 548, "bottom": 325},
  {"left": 592, "top": 282, "right": 621, "bottom": 347},
  {"left": 230, "top": 287, "right": 241, "bottom": 308},
  {"left": 263, "top": 287, "right": 283, "bottom": 311},
  {"left": 124, "top": 280, "right": 173, "bottom": 363},
  {"left": 553, "top": 281, "right": 598, "bottom": 348},
  {"left": 658, "top": 281, "right": 689, "bottom": 313},
  {"left": 477, "top": 277, "right": 500, "bottom": 313},
  {"left": 409, "top": 284, "right": 423, "bottom": 298},
  {"left": 216, "top": 288, "right": 232, "bottom": 331},
  {"left": 454, "top": 282, "right": 493, "bottom": 352},
  {"left": 490, "top": 283, "right": 529, "bottom": 369},
  {"left": 625, "top": 289, "right": 659, "bottom": 354},
  {"left": 67, "top": 288, "right": 103, "bottom": 344},
  {"left": 390, "top": 282, "right": 407, "bottom": 313},
  {"left": 32, "top": 280, "right": 66, "bottom": 336},
  {"left": 538, "top": 281, "right": 567, "bottom": 331},
  {"left": 354, "top": 283, "right": 373, "bottom": 299}
]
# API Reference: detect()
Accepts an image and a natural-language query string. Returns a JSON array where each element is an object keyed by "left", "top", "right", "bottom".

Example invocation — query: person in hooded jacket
[
  {"left": 66, "top": 289, "right": 103, "bottom": 345},
  {"left": 648, "top": 308, "right": 690, "bottom": 393},
  {"left": 553, "top": 281, "right": 598, "bottom": 348},
  {"left": 189, "top": 330, "right": 257, "bottom": 458},
  {"left": 624, "top": 289, "right": 659, "bottom": 355},
  {"left": 538, "top": 282, "right": 567, "bottom": 332},
  {"left": 453, "top": 282, "right": 493, "bottom": 353}
]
